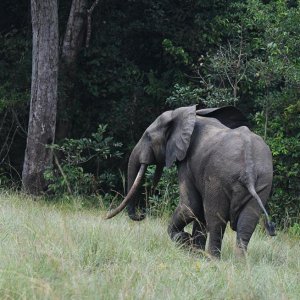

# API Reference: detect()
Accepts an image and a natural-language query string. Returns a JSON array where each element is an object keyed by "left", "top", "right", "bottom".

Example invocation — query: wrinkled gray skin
[{"left": 106, "top": 105, "right": 275, "bottom": 258}]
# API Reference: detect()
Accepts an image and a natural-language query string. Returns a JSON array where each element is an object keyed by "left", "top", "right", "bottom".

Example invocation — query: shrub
[
  {"left": 254, "top": 101, "right": 300, "bottom": 226},
  {"left": 144, "top": 165, "right": 179, "bottom": 217},
  {"left": 44, "top": 125, "right": 122, "bottom": 196}
]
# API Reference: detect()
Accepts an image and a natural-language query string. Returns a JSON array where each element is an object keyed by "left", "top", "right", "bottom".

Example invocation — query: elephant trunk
[
  {"left": 151, "top": 164, "right": 164, "bottom": 194},
  {"left": 105, "top": 140, "right": 159, "bottom": 221}
]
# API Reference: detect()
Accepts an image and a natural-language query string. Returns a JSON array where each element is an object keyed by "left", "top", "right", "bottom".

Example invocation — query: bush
[
  {"left": 254, "top": 101, "right": 300, "bottom": 226},
  {"left": 44, "top": 125, "right": 123, "bottom": 197},
  {"left": 144, "top": 165, "right": 179, "bottom": 217},
  {"left": 288, "top": 223, "right": 300, "bottom": 237}
]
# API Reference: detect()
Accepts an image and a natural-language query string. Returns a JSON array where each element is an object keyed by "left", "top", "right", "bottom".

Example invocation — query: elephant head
[{"left": 105, "top": 105, "right": 248, "bottom": 220}]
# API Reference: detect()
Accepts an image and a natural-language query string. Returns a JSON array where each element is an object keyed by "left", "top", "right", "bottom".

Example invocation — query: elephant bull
[{"left": 106, "top": 105, "right": 275, "bottom": 258}]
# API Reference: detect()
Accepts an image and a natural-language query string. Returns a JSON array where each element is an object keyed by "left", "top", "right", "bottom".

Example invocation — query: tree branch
[{"left": 86, "top": 0, "right": 100, "bottom": 48}]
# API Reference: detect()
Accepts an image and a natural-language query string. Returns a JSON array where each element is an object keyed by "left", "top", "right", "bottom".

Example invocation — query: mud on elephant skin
[{"left": 106, "top": 105, "right": 276, "bottom": 258}]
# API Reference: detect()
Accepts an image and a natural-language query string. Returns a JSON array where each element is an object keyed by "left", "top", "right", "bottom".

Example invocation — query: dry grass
[{"left": 0, "top": 191, "right": 299, "bottom": 299}]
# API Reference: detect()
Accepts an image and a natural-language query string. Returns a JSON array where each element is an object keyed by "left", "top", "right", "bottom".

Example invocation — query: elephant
[{"left": 106, "top": 105, "right": 276, "bottom": 258}]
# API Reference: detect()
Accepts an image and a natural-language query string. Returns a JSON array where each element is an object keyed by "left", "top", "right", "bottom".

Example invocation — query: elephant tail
[
  {"left": 246, "top": 183, "right": 276, "bottom": 236},
  {"left": 241, "top": 134, "right": 275, "bottom": 236}
]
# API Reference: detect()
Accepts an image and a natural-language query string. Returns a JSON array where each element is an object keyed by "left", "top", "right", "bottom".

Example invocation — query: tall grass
[{"left": 0, "top": 191, "right": 299, "bottom": 299}]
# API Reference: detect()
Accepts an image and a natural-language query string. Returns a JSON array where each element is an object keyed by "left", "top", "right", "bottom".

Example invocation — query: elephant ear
[
  {"left": 196, "top": 106, "right": 249, "bottom": 129},
  {"left": 166, "top": 105, "right": 196, "bottom": 168}
]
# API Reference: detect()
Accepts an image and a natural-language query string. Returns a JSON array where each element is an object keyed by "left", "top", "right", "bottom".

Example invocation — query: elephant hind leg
[
  {"left": 207, "top": 217, "right": 227, "bottom": 258},
  {"left": 236, "top": 184, "right": 271, "bottom": 256},
  {"left": 204, "top": 188, "right": 229, "bottom": 258},
  {"left": 236, "top": 202, "right": 260, "bottom": 256}
]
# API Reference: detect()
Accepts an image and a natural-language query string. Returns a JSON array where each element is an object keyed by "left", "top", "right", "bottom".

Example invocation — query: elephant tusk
[{"left": 105, "top": 164, "right": 147, "bottom": 219}]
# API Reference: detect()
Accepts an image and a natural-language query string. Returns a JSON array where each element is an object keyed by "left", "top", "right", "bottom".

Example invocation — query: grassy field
[{"left": 0, "top": 191, "right": 299, "bottom": 300}]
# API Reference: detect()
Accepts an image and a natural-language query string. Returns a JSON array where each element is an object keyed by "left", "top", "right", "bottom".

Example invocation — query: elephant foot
[
  {"left": 235, "top": 243, "right": 247, "bottom": 258},
  {"left": 172, "top": 231, "right": 192, "bottom": 247},
  {"left": 235, "top": 246, "right": 247, "bottom": 258},
  {"left": 236, "top": 239, "right": 248, "bottom": 258},
  {"left": 208, "top": 251, "right": 221, "bottom": 259},
  {"left": 191, "top": 234, "right": 206, "bottom": 251},
  {"left": 191, "top": 243, "right": 206, "bottom": 253}
]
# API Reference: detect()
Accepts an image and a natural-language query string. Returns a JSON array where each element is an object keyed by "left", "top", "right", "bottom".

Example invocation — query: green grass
[{"left": 0, "top": 191, "right": 299, "bottom": 299}]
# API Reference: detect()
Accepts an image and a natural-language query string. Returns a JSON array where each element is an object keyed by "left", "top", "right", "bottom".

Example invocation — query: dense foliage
[
  {"left": 44, "top": 125, "right": 122, "bottom": 196},
  {"left": 0, "top": 0, "right": 299, "bottom": 225}
]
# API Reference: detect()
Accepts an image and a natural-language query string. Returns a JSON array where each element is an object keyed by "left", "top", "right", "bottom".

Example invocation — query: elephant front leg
[
  {"left": 168, "top": 170, "right": 203, "bottom": 247},
  {"left": 203, "top": 190, "right": 229, "bottom": 258},
  {"left": 168, "top": 205, "right": 193, "bottom": 246}
]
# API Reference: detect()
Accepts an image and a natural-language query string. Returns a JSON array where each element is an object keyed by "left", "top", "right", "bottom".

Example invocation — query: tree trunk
[
  {"left": 61, "top": 0, "right": 87, "bottom": 67},
  {"left": 56, "top": 0, "right": 87, "bottom": 140},
  {"left": 22, "top": 0, "right": 59, "bottom": 195}
]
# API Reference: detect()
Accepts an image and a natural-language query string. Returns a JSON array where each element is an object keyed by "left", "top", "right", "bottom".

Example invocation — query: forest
[
  {"left": 0, "top": 0, "right": 300, "bottom": 298},
  {"left": 0, "top": 0, "right": 299, "bottom": 227}
]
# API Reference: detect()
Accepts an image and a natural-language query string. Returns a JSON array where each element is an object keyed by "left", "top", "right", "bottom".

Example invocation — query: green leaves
[
  {"left": 254, "top": 100, "right": 300, "bottom": 226},
  {"left": 163, "top": 0, "right": 300, "bottom": 225},
  {"left": 45, "top": 125, "right": 123, "bottom": 196},
  {"left": 162, "top": 39, "right": 190, "bottom": 65},
  {"left": 144, "top": 165, "right": 179, "bottom": 217},
  {"left": 166, "top": 84, "right": 204, "bottom": 108}
]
